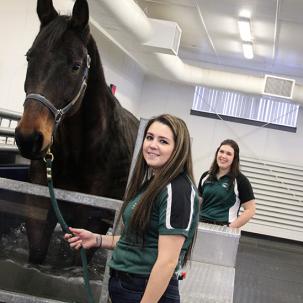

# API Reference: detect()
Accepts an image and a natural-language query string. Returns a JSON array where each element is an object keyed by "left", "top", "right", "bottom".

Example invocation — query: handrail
[
  {"left": 0, "top": 108, "right": 21, "bottom": 120},
  {"left": 0, "top": 177, "right": 122, "bottom": 210},
  {"left": 0, "top": 144, "right": 18, "bottom": 153},
  {"left": 0, "top": 127, "right": 15, "bottom": 137},
  {"left": 0, "top": 289, "right": 65, "bottom": 303},
  {"left": 0, "top": 108, "right": 21, "bottom": 152}
]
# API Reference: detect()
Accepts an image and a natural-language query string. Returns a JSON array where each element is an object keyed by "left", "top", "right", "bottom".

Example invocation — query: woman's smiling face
[
  {"left": 216, "top": 144, "right": 235, "bottom": 172},
  {"left": 143, "top": 121, "right": 175, "bottom": 172}
]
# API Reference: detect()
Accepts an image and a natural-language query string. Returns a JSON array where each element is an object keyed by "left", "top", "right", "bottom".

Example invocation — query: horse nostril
[
  {"left": 15, "top": 129, "right": 44, "bottom": 159},
  {"left": 31, "top": 131, "right": 44, "bottom": 153}
]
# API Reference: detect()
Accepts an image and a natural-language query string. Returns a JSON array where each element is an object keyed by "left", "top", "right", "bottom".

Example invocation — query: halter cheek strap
[{"left": 24, "top": 54, "right": 91, "bottom": 132}]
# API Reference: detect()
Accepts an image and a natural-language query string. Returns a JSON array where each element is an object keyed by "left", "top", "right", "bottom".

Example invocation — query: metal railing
[{"left": 0, "top": 108, "right": 21, "bottom": 153}]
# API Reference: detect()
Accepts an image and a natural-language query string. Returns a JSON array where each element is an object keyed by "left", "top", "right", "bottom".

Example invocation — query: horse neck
[{"left": 84, "top": 38, "right": 114, "bottom": 124}]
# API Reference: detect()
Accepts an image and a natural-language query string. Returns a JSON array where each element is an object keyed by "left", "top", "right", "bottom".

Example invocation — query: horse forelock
[
  {"left": 34, "top": 16, "right": 69, "bottom": 50},
  {"left": 33, "top": 15, "right": 89, "bottom": 51}
]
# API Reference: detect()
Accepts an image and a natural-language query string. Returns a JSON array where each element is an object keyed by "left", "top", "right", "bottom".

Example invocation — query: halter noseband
[{"left": 24, "top": 54, "right": 91, "bottom": 132}]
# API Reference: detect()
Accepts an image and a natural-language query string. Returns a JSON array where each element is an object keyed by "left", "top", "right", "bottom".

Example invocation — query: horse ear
[
  {"left": 71, "top": 0, "right": 89, "bottom": 30},
  {"left": 37, "top": 0, "right": 58, "bottom": 26}
]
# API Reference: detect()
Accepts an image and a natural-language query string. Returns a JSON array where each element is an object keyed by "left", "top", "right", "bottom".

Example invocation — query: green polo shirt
[
  {"left": 198, "top": 171, "right": 254, "bottom": 223},
  {"left": 109, "top": 173, "right": 199, "bottom": 275}
]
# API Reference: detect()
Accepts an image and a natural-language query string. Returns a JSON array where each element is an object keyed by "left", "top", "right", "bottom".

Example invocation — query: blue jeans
[{"left": 108, "top": 271, "right": 180, "bottom": 303}]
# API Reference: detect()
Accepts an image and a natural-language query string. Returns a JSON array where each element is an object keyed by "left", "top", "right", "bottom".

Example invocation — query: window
[{"left": 191, "top": 86, "right": 299, "bottom": 132}]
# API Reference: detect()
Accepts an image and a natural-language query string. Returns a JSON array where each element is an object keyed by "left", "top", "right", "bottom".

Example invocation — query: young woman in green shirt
[
  {"left": 198, "top": 139, "right": 256, "bottom": 227},
  {"left": 65, "top": 114, "right": 199, "bottom": 302}
]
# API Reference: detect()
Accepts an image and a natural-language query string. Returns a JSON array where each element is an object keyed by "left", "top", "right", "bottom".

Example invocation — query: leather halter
[{"left": 24, "top": 54, "right": 91, "bottom": 132}]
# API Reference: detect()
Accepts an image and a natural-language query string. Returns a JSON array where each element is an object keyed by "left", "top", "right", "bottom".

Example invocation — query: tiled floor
[{"left": 234, "top": 233, "right": 303, "bottom": 303}]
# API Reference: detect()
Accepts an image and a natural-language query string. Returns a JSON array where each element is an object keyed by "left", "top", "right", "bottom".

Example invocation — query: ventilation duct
[
  {"left": 263, "top": 75, "right": 295, "bottom": 99},
  {"left": 143, "top": 18, "right": 182, "bottom": 56},
  {"left": 94, "top": 0, "right": 303, "bottom": 104}
]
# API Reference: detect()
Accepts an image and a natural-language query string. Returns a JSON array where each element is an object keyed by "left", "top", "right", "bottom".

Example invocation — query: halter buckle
[{"left": 55, "top": 109, "right": 63, "bottom": 123}]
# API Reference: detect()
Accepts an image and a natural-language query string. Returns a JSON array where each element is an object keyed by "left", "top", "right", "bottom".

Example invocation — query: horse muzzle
[{"left": 15, "top": 127, "right": 48, "bottom": 160}]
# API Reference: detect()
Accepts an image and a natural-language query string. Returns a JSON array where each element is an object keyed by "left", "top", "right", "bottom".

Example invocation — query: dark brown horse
[{"left": 15, "top": 0, "right": 138, "bottom": 264}]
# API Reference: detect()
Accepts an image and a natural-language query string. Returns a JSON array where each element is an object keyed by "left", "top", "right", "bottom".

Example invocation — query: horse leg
[{"left": 25, "top": 196, "right": 57, "bottom": 264}]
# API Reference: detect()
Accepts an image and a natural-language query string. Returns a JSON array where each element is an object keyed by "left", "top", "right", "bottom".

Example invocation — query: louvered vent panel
[
  {"left": 263, "top": 75, "right": 295, "bottom": 99},
  {"left": 240, "top": 157, "right": 303, "bottom": 242}
]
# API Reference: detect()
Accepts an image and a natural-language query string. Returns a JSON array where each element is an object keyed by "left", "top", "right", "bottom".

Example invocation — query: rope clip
[{"left": 44, "top": 147, "right": 54, "bottom": 181}]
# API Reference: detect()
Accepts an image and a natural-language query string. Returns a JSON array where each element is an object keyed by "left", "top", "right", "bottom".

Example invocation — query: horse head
[{"left": 15, "top": 0, "right": 91, "bottom": 159}]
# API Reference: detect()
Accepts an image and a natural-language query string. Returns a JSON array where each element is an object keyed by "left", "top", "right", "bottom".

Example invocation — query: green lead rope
[{"left": 45, "top": 156, "right": 95, "bottom": 303}]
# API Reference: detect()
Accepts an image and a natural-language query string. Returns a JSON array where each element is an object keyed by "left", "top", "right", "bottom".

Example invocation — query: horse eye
[{"left": 72, "top": 62, "right": 81, "bottom": 71}]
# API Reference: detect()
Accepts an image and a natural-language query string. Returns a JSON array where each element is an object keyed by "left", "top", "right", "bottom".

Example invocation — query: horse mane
[{"left": 106, "top": 86, "right": 139, "bottom": 158}]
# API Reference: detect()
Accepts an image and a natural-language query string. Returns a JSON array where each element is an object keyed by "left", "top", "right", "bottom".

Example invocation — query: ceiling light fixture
[
  {"left": 238, "top": 17, "right": 252, "bottom": 42},
  {"left": 238, "top": 15, "right": 254, "bottom": 59},
  {"left": 242, "top": 42, "right": 254, "bottom": 59}
]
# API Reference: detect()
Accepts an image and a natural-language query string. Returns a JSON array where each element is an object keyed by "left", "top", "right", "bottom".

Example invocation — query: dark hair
[
  {"left": 117, "top": 114, "right": 195, "bottom": 264},
  {"left": 208, "top": 139, "right": 240, "bottom": 183}
]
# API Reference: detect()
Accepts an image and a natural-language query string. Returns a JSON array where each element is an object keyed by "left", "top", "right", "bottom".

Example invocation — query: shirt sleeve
[
  {"left": 237, "top": 172, "right": 255, "bottom": 204},
  {"left": 158, "top": 175, "right": 196, "bottom": 238},
  {"left": 197, "top": 171, "right": 209, "bottom": 196}
]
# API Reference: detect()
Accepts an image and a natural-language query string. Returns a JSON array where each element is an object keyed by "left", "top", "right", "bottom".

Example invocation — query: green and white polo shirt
[
  {"left": 198, "top": 171, "right": 254, "bottom": 223},
  {"left": 109, "top": 173, "right": 199, "bottom": 275}
]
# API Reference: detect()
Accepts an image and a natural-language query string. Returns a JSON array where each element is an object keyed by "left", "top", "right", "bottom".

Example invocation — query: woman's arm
[
  {"left": 229, "top": 200, "right": 256, "bottom": 228},
  {"left": 140, "top": 234, "right": 185, "bottom": 303},
  {"left": 64, "top": 227, "right": 120, "bottom": 250},
  {"left": 100, "top": 234, "right": 120, "bottom": 249}
]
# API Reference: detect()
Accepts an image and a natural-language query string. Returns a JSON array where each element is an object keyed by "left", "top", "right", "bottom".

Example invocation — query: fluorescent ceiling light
[
  {"left": 238, "top": 17, "right": 252, "bottom": 41},
  {"left": 242, "top": 42, "right": 254, "bottom": 59}
]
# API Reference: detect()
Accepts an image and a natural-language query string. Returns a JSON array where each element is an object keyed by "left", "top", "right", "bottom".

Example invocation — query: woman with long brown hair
[
  {"left": 65, "top": 114, "right": 199, "bottom": 302},
  {"left": 198, "top": 139, "right": 256, "bottom": 227}
]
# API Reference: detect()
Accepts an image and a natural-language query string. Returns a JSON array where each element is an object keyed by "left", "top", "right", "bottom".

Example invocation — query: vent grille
[
  {"left": 241, "top": 157, "right": 303, "bottom": 242},
  {"left": 263, "top": 75, "right": 295, "bottom": 99}
]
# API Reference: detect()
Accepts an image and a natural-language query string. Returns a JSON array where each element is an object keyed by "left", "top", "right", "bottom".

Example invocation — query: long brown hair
[
  {"left": 117, "top": 114, "right": 195, "bottom": 263},
  {"left": 208, "top": 139, "right": 240, "bottom": 183}
]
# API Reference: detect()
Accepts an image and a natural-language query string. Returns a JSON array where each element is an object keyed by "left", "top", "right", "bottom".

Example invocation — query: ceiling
[
  {"left": 133, "top": 0, "right": 303, "bottom": 82},
  {"left": 87, "top": 0, "right": 303, "bottom": 94}
]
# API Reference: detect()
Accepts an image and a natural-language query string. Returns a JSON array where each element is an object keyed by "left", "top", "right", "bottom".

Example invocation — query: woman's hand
[
  {"left": 229, "top": 200, "right": 256, "bottom": 228},
  {"left": 64, "top": 227, "right": 99, "bottom": 250}
]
